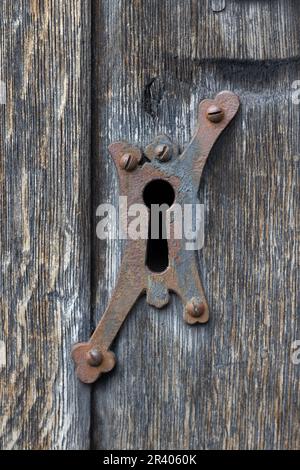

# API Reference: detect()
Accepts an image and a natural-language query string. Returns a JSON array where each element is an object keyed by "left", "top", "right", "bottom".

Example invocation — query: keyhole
[{"left": 143, "top": 179, "right": 175, "bottom": 273}]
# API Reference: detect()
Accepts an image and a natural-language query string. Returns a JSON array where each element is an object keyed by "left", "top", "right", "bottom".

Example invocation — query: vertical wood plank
[
  {"left": 91, "top": 0, "right": 300, "bottom": 449},
  {"left": 0, "top": 1, "right": 91, "bottom": 449}
]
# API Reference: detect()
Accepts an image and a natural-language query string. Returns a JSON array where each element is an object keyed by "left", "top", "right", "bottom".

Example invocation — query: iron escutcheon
[{"left": 72, "top": 91, "right": 240, "bottom": 384}]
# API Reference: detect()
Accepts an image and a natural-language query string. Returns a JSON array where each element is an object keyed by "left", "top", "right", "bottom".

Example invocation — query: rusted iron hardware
[{"left": 72, "top": 91, "right": 240, "bottom": 383}]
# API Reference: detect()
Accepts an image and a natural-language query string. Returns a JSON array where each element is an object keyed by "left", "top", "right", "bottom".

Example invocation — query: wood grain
[
  {"left": 91, "top": 0, "right": 300, "bottom": 449},
  {"left": 0, "top": 0, "right": 299, "bottom": 451},
  {"left": 0, "top": 1, "right": 91, "bottom": 449}
]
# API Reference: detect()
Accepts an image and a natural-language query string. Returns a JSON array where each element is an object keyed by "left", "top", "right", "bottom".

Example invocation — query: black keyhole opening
[{"left": 143, "top": 179, "right": 175, "bottom": 273}]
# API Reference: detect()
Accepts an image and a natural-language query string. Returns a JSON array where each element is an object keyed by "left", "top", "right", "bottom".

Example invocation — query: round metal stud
[
  {"left": 206, "top": 105, "right": 224, "bottom": 123},
  {"left": 87, "top": 348, "right": 103, "bottom": 367}
]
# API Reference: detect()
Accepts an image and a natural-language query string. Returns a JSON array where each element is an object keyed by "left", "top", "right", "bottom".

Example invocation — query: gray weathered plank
[
  {"left": 0, "top": 1, "right": 91, "bottom": 449},
  {"left": 91, "top": 0, "right": 300, "bottom": 449}
]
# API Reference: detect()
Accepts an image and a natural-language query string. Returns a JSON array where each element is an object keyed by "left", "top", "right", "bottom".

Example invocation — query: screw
[
  {"left": 119, "top": 153, "right": 139, "bottom": 171},
  {"left": 186, "top": 299, "right": 205, "bottom": 318},
  {"left": 206, "top": 105, "right": 224, "bottom": 123},
  {"left": 87, "top": 348, "right": 103, "bottom": 367},
  {"left": 154, "top": 144, "right": 171, "bottom": 162}
]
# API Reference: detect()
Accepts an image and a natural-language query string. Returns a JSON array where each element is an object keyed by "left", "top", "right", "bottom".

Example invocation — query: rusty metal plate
[{"left": 72, "top": 91, "right": 240, "bottom": 384}]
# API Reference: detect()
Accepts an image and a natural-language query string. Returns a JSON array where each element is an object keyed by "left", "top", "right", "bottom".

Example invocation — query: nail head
[{"left": 87, "top": 349, "right": 103, "bottom": 367}]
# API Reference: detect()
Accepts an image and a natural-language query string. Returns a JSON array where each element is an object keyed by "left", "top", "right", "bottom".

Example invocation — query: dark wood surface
[
  {"left": 91, "top": 0, "right": 300, "bottom": 450},
  {"left": 0, "top": 0, "right": 299, "bottom": 450},
  {"left": 0, "top": 1, "right": 91, "bottom": 449}
]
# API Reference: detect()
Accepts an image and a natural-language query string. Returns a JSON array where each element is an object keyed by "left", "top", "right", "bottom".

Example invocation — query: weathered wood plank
[
  {"left": 91, "top": 0, "right": 300, "bottom": 449},
  {"left": 0, "top": 1, "right": 91, "bottom": 449}
]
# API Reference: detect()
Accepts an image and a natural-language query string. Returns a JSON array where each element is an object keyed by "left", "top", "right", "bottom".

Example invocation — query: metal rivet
[
  {"left": 154, "top": 144, "right": 171, "bottom": 162},
  {"left": 211, "top": 0, "right": 226, "bottom": 13},
  {"left": 186, "top": 300, "right": 205, "bottom": 318},
  {"left": 206, "top": 105, "right": 224, "bottom": 123},
  {"left": 119, "top": 153, "right": 138, "bottom": 171},
  {"left": 87, "top": 348, "right": 103, "bottom": 367}
]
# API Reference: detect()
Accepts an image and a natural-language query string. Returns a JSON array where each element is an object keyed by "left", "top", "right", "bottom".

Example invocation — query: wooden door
[{"left": 0, "top": 0, "right": 299, "bottom": 450}]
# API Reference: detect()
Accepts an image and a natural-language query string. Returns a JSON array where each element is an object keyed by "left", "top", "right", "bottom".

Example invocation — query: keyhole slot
[{"left": 143, "top": 180, "right": 175, "bottom": 273}]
